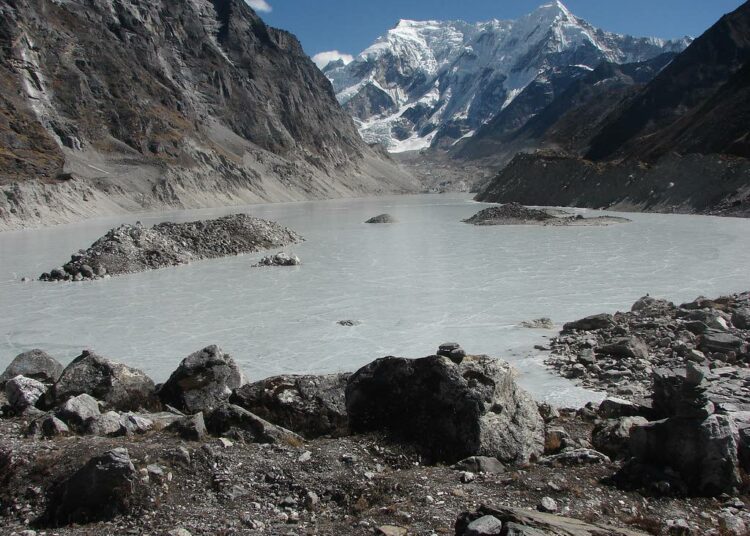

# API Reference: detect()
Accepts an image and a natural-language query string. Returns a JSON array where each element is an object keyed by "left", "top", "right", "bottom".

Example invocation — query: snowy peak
[{"left": 325, "top": 2, "right": 692, "bottom": 153}]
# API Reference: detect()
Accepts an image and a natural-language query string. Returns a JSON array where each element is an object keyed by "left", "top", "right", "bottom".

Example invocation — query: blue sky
[{"left": 248, "top": 0, "right": 746, "bottom": 66}]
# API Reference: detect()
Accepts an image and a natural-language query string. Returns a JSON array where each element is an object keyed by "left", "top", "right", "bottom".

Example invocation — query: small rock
[
  {"left": 365, "top": 214, "right": 397, "bottom": 224},
  {"left": 537, "top": 496, "right": 558, "bottom": 513},
  {"left": 376, "top": 526, "right": 407, "bottom": 536},
  {"left": 459, "top": 471, "right": 476, "bottom": 483},
  {"left": 466, "top": 515, "right": 504, "bottom": 535},
  {"left": 167, "top": 529, "right": 192, "bottom": 536}
]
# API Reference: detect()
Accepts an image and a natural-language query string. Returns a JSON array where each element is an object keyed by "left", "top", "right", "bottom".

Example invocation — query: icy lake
[{"left": 1, "top": 194, "right": 749, "bottom": 406}]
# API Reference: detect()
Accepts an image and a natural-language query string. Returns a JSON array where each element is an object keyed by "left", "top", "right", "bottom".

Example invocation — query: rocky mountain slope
[
  {"left": 477, "top": 1, "right": 750, "bottom": 216},
  {"left": 324, "top": 1, "right": 689, "bottom": 153},
  {"left": 0, "top": 0, "right": 416, "bottom": 230}
]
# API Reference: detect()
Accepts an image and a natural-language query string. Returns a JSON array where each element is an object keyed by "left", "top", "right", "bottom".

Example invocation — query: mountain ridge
[{"left": 325, "top": 1, "right": 691, "bottom": 153}]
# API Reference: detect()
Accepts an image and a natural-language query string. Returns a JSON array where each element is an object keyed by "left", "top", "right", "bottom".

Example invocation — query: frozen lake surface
[{"left": 1, "top": 194, "right": 749, "bottom": 406}]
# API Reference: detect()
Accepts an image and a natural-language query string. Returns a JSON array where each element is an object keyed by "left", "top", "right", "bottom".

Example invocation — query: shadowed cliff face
[
  {"left": 0, "top": 0, "right": 366, "bottom": 181},
  {"left": 0, "top": 0, "right": 416, "bottom": 229}
]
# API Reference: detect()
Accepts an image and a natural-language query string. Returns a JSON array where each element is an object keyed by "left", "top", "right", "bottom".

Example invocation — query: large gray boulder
[
  {"left": 49, "top": 350, "right": 158, "bottom": 412},
  {"left": 562, "top": 313, "right": 614, "bottom": 332},
  {"left": 5, "top": 375, "right": 46, "bottom": 411},
  {"left": 598, "top": 336, "right": 649, "bottom": 359},
  {"left": 0, "top": 349, "right": 63, "bottom": 386},
  {"left": 56, "top": 393, "right": 101, "bottom": 429},
  {"left": 45, "top": 448, "right": 141, "bottom": 526},
  {"left": 204, "top": 403, "right": 303, "bottom": 445},
  {"left": 159, "top": 346, "right": 244, "bottom": 414},
  {"left": 230, "top": 373, "right": 350, "bottom": 438},
  {"left": 625, "top": 414, "right": 741, "bottom": 496},
  {"left": 345, "top": 354, "right": 544, "bottom": 464},
  {"left": 592, "top": 417, "right": 648, "bottom": 459}
]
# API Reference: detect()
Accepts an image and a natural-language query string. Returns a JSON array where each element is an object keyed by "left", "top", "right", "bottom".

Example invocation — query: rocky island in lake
[
  {"left": 39, "top": 214, "right": 303, "bottom": 281},
  {"left": 464, "top": 202, "right": 631, "bottom": 226}
]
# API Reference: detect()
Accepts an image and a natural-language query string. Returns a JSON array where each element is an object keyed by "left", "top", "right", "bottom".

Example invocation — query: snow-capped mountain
[{"left": 323, "top": 1, "right": 691, "bottom": 153}]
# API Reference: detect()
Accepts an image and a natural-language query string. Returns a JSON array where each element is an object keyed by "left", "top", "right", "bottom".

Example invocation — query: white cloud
[
  {"left": 244, "top": 0, "right": 271, "bottom": 12},
  {"left": 312, "top": 50, "right": 354, "bottom": 69}
]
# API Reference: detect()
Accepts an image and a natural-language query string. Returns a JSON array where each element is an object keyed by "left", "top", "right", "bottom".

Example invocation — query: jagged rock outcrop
[
  {"left": 47, "top": 350, "right": 158, "bottom": 412},
  {"left": 345, "top": 353, "right": 544, "bottom": 464},
  {"left": 159, "top": 345, "right": 244, "bottom": 414},
  {"left": 0, "top": 0, "right": 415, "bottom": 230}
]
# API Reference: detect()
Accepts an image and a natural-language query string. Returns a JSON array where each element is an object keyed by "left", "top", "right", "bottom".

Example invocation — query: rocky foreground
[
  {"left": 39, "top": 214, "right": 303, "bottom": 281},
  {"left": 463, "top": 203, "right": 630, "bottom": 226},
  {"left": 2, "top": 334, "right": 750, "bottom": 535}
]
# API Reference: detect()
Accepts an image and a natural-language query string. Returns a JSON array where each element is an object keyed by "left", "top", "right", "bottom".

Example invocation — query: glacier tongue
[{"left": 325, "top": 1, "right": 691, "bottom": 152}]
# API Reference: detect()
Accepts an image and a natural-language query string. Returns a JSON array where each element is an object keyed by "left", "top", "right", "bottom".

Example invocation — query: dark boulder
[
  {"left": 230, "top": 373, "right": 350, "bottom": 439},
  {"left": 44, "top": 448, "right": 141, "bottom": 526},
  {"left": 562, "top": 313, "right": 614, "bottom": 332},
  {"left": 159, "top": 346, "right": 244, "bottom": 414},
  {"left": 598, "top": 336, "right": 649, "bottom": 359},
  {"left": 592, "top": 417, "right": 648, "bottom": 459},
  {"left": 365, "top": 214, "right": 397, "bottom": 224},
  {"left": 622, "top": 414, "right": 741, "bottom": 496},
  {"left": 0, "top": 349, "right": 63, "bottom": 386},
  {"left": 204, "top": 403, "right": 303, "bottom": 446},
  {"left": 345, "top": 354, "right": 544, "bottom": 464},
  {"left": 49, "top": 350, "right": 158, "bottom": 412},
  {"left": 167, "top": 412, "right": 208, "bottom": 441},
  {"left": 700, "top": 331, "right": 744, "bottom": 354}
]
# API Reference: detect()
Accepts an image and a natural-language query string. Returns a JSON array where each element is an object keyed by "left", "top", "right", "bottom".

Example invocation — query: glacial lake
[{"left": 1, "top": 193, "right": 749, "bottom": 406}]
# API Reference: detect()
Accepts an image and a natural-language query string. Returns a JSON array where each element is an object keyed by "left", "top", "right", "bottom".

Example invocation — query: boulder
[
  {"left": 625, "top": 414, "right": 741, "bottom": 496},
  {"left": 456, "top": 505, "right": 650, "bottom": 536},
  {"left": 562, "top": 314, "right": 614, "bottom": 332},
  {"left": 45, "top": 448, "right": 141, "bottom": 526},
  {"left": 544, "top": 428, "right": 570, "bottom": 454},
  {"left": 0, "top": 350, "right": 63, "bottom": 386},
  {"left": 453, "top": 456, "right": 506, "bottom": 474},
  {"left": 592, "top": 417, "right": 648, "bottom": 459},
  {"left": 598, "top": 337, "right": 649, "bottom": 359},
  {"left": 345, "top": 354, "right": 544, "bottom": 464},
  {"left": 85, "top": 411, "right": 127, "bottom": 437},
  {"left": 437, "top": 342, "right": 467, "bottom": 364},
  {"left": 5, "top": 376, "right": 46, "bottom": 411},
  {"left": 56, "top": 393, "right": 100, "bottom": 428},
  {"left": 598, "top": 397, "right": 647, "bottom": 419},
  {"left": 631, "top": 296, "right": 674, "bottom": 315},
  {"left": 204, "top": 403, "right": 303, "bottom": 446},
  {"left": 49, "top": 350, "right": 158, "bottom": 412},
  {"left": 230, "top": 373, "right": 349, "bottom": 438},
  {"left": 365, "top": 214, "right": 397, "bottom": 224},
  {"left": 159, "top": 346, "right": 244, "bottom": 413},
  {"left": 732, "top": 308, "right": 750, "bottom": 329},
  {"left": 700, "top": 331, "right": 743, "bottom": 354},
  {"left": 252, "top": 252, "right": 301, "bottom": 267},
  {"left": 167, "top": 412, "right": 208, "bottom": 441},
  {"left": 27, "top": 414, "right": 72, "bottom": 438},
  {"left": 465, "top": 515, "right": 504, "bottom": 535}
]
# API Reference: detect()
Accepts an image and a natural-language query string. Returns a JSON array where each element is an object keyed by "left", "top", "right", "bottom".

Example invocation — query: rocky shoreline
[
  {"left": 39, "top": 214, "right": 303, "bottom": 282},
  {"left": 2, "top": 321, "right": 750, "bottom": 535},
  {"left": 463, "top": 203, "right": 631, "bottom": 226}
]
